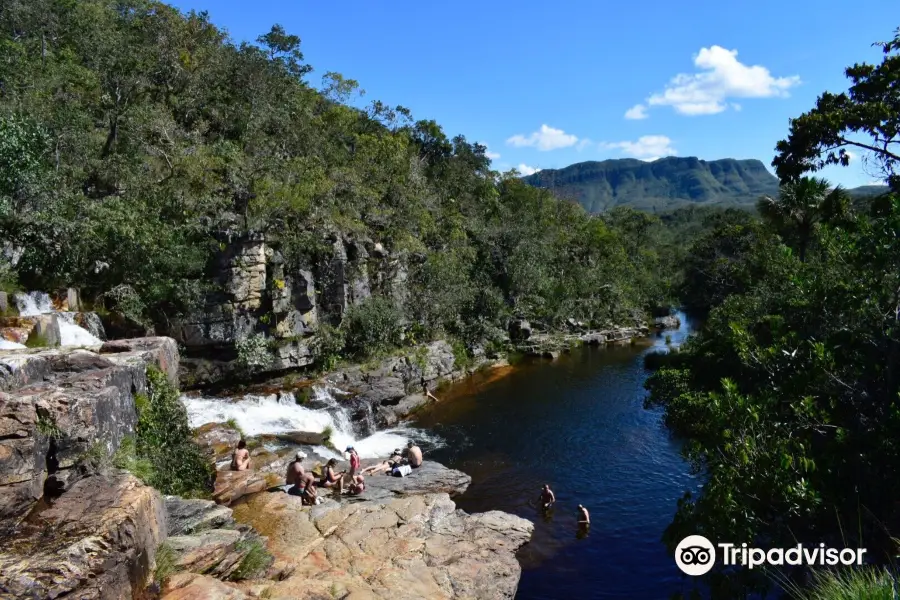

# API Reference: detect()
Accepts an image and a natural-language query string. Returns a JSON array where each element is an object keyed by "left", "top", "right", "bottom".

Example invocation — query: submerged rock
[{"left": 231, "top": 490, "right": 533, "bottom": 600}]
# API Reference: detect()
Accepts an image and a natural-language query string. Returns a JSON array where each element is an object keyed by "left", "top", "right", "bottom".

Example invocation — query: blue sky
[{"left": 168, "top": 0, "right": 898, "bottom": 187}]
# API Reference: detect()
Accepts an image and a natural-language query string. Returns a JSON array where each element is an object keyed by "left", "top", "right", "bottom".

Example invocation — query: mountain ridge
[{"left": 522, "top": 157, "right": 888, "bottom": 213}]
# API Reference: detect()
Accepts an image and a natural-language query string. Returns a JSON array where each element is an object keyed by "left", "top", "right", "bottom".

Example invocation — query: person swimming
[{"left": 578, "top": 504, "right": 590, "bottom": 525}]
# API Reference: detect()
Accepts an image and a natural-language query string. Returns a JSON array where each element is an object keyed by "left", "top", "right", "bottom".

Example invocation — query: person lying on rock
[
  {"left": 321, "top": 458, "right": 347, "bottom": 494},
  {"left": 284, "top": 451, "right": 307, "bottom": 494},
  {"left": 346, "top": 474, "right": 366, "bottom": 496},
  {"left": 230, "top": 439, "right": 251, "bottom": 471},
  {"left": 539, "top": 484, "right": 556, "bottom": 511},
  {"left": 361, "top": 448, "right": 404, "bottom": 476},
  {"left": 404, "top": 440, "right": 423, "bottom": 468}
]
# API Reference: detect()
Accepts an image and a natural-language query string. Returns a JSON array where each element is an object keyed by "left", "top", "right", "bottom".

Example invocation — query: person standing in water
[
  {"left": 539, "top": 484, "right": 556, "bottom": 511},
  {"left": 230, "top": 439, "right": 250, "bottom": 471},
  {"left": 577, "top": 504, "right": 590, "bottom": 525}
]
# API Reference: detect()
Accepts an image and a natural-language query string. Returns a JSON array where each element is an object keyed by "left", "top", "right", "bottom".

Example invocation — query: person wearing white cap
[{"left": 284, "top": 451, "right": 307, "bottom": 495}]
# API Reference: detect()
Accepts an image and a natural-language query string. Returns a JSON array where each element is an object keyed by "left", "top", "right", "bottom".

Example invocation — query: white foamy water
[
  {"left": 13, "top": 291, "right": 102, "bottom": 347},
  {"left": 181, "top": 386, "right": 438, "bottom": 459},
  {"left": 0, "top": 340, "right": 26, "bottom": 350}
]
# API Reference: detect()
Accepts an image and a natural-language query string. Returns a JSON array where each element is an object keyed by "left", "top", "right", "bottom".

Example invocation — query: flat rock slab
[
  {"left": 213, "top": 469, "right": 272, "bottom": 506},
  {"left": 0, "top": 473, "right": 166, "bottom": 599},
  {"left": 163, "top": 573, "right": 249, "bottom": 600},
  {"left": 361, "top": 461, "right": 471, "bottom": 498},
  {"left": 231, "top": 490, "right": 533, "bottom": 600}
]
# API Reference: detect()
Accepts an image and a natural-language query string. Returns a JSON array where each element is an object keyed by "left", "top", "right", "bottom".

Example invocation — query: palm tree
[{"left": 757, "top": 177, "right": 850, "bottom": 262}]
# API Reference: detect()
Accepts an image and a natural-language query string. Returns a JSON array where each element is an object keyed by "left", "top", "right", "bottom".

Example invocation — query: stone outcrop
[
  {"left": 0, "top": 473, "right": 167, "bottom": 599},
  {"left": 324, "top": 340, "right": 460, "bottom": 429},
  {"left": 0, "top": 338, "right": 178, "bottom": 522},
  {"left": 213, "top": 470, "right": 272, "bottom": 506},
  {"left": 231, "top": 490, "right": 533, "bottom": 600},
  {"left": 654, "top": 314, "right": 681, "bottom": 330},
  {"left": 360, "top": 460, "right": 472, "bottom": 501},
  {"left": 164, "top": 496, "right": 271, "bottom": 583}
]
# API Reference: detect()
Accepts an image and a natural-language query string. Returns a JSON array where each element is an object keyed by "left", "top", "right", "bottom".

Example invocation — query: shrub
[
  {"left": 449, "top": 338, "right": 472, "bottom": 371},
  {"left": 235, "top": 333, "right": 274, "bottom": 374},
  {"left": 153, "top": 543, "right": 179, "bottom": 587},
  {"left": 132, "top": 366, "right": 215, "bottom": 497},
  {"left": 229, "top": 539, "right": 273, "bottom": 581},
  {"left": 313, "top": 323, "right": 346, "bottom": 371},
  {"left": 788, "top": 567, "right": 898, "bottom": 600},
  {"left": 342, "top": 296, "right": 404, "bottom": 358}
]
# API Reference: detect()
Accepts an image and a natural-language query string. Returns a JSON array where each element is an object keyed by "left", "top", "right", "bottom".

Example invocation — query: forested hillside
[
  {"left": 524, "top": 157, "right": 890, "bottom": 213},
  {"left": 0, "top": 0, "right": 704, "bottom": 368}
]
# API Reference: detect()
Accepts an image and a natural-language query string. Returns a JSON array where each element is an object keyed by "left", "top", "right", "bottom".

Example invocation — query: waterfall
[
  {"left": 181, "top": 385, "right": 442, "bottom": 460},
  {"left": 0, "top": 340, "right": 26, "bottom": 350},
  {"left": 13, "top": 291, "right": 103, "bottom": 347}
]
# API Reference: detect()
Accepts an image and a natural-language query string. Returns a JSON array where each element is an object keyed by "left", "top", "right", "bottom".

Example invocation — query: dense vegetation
[
  {"left": 0, "top": 0, "right": 701, "bottom": 357},
  {"left": 523, "top": 157, "right": 888, "bottom": 214},
  {"left": 646, "top": 28, "right": 900, "bottom": 598}
]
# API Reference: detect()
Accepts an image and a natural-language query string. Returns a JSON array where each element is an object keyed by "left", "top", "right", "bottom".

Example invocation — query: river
[{"left": 412, "top": 314, "right": 702, "bottom": 599}]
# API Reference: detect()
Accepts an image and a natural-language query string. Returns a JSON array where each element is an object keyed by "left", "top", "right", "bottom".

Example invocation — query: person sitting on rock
[
  {"left": 404, "top": 440, "right": 423, "bottom": 468},
  {"left": 362, "top": 448, "right": 404, "bottom": 476},
  {"left": 539, "top": 484, "right": 556, "bottom": 511},
  {"left": 321, "top": 458, "right": 346, "bottom": 494},
  {"left": 300, "top": 470, "right": 318, "bottom": 505},
  {"left": 230, "top": 439, "right": 250, "bottom": 471},
  {"left": 285, "top": 451, "right": 307, "bottom": 495},
  {"left": 422, "top": 382, "right": 440, "bottom": 402},
  {"left": 346, "top": 474, "right": 366, "bottom": 496}
]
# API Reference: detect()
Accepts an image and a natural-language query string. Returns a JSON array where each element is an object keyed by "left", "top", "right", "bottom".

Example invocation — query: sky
[{"left": 167, "top": 0, "right": 898, "bottom": 188}]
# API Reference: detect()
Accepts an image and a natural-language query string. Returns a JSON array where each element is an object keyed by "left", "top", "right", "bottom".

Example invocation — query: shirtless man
[
  {"left": 230, "top": 439, "right": 250, "bottom": 471},
  {"left": 577, "top": 504, "right": 590, "bottom": 525},
  {"left": 405, "top": 440, "right": 423, "bottom": 468},
  {"left": 285, "top": 451, "right": 307, "bottom": 495},
  {"left": 539, "top": 484, "right": 556, "bottom": 511},
  {"left": 362, "top": 448, "right": 403, "bottom": 476}
]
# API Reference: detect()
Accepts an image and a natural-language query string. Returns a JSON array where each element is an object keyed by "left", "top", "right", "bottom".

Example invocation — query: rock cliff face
[
  {"left": 0, "top": 338, "right": 178, "bottom": 522},
  {"left": 168, "top": 232, "right": 409, "bottom": 388},
  {"left": 0, "top": 338, "right": 178, "bottom": 598}
]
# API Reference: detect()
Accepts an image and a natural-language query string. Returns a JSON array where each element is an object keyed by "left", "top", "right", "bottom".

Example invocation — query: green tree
[
  {"left": 773, "top": 27, "right": 900, "bottom": 190},
  {"left": 757, "top": 177, "right": 850, "bottom": 262}
]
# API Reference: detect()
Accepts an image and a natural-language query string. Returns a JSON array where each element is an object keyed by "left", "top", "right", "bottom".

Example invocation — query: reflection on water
[{"left": 413, "top": 314, "right": 703, "bottom": 599}]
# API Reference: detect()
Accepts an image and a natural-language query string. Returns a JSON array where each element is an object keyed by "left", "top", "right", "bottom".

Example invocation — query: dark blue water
[{"left": 413, "top": 315, "right": 702, "bottom": 599}]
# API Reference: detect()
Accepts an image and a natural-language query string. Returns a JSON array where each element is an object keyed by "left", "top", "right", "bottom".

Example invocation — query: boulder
[
  {"left": 275, "top": 430, "right": 328, "bottom": 446},
  {"left": 165, "top": 496, "right": 237, "bottom": 536},
  {"left": 362, "top": 461, "right": 471, "bottom": 499},
  {"left": 163, "top": 573, "right": 248, "bottom": 600},
  {"left": 0, "top": 473, "right": 166, "bottom": 599},
  {"left": 508, "top": 319, "right": 532, "bottom": 342},
  {"left": 231, "top": 490, "right": 533, "bottom": 600},
  {"left": 654, "top": 315, "right": 681, "bottom": 330},
  {"left": 213, "top": 470, "right": 270, "bottom": 506},
  {"left": 193, "top": 423, "right": 243, "bottom": 463},
  {"left": 28, "top": 314, "right": 61, "bottom": 347}
]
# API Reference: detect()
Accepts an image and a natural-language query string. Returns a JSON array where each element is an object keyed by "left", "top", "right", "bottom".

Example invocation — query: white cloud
[
  {"left": 506, "top": 124, "right": 579, "bottom": 151},
  {"left": 516, "top": 164, "right": 540, "bottom": 176},
  {"left": 485, "top": 150, "right": 501, "bottom": 160},
  {"left": 624, "top": 104, "right": 649, "bottom": 120},
  {"left": 639, "top": 46, "right": 800, "bottom": 116},
  {"left": 602, "top": 135, "right": 677, "bottom": 159},
  {"left": 577, "top": 139, "right": 593, "bottom": 151}
]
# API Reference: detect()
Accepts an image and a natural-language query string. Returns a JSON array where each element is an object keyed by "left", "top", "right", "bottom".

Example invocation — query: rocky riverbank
[{"left": 0, "top": 337, "right": 534, "bottom": 599}]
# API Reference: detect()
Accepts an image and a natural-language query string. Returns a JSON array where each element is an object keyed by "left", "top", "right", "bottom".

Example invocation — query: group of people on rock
[
  {"left": 230, "top": 438, "right": 426, "bottom": 506},
  {"left": 539, "top": 484, "right": 590, "bottom": 531}
]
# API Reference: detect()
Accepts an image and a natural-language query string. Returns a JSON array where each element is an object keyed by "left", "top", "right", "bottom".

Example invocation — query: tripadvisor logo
[{"left": 675, "top": 535, "right": 868, "bottom": 576}]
